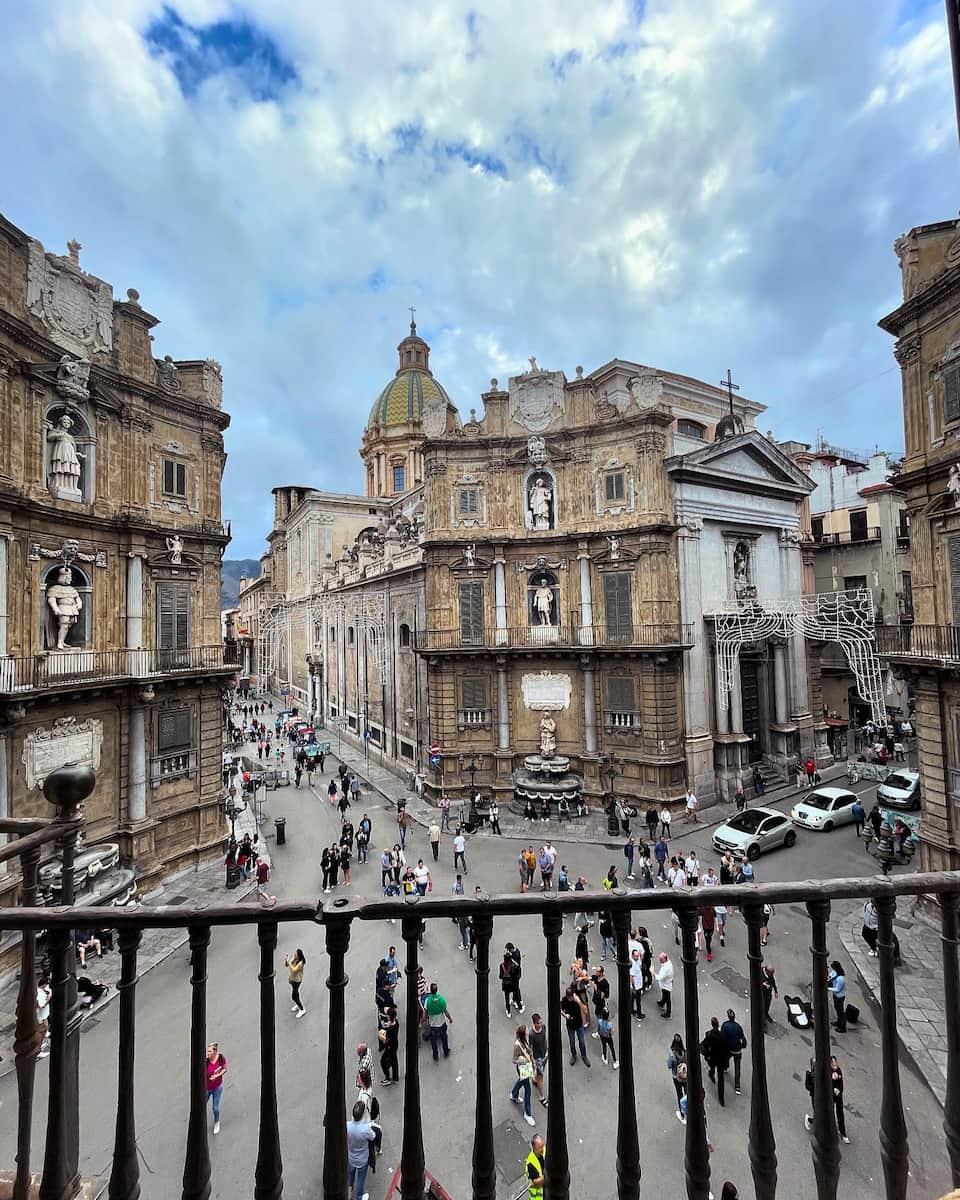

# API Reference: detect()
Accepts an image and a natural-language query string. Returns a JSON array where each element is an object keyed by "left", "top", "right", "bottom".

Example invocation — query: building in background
[
  {"left": 0, "top": 215, "right": 234, "bottom": 902},
  {"left": 878, "top": 217, "right": 960, "bottom": 873}
]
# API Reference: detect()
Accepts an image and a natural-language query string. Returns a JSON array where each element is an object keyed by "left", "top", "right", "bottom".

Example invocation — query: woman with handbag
[
  {"left": 285, "top": 948, "right": 306, "bottom": 1018},
  {"left": 509, "top": 1025, "right": 537, "bottom": 1126}
]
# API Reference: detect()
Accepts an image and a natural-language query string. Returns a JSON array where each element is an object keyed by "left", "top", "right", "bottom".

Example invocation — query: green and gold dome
[{"left": 366, "top": 317, "right": 453, "bottom": 429}]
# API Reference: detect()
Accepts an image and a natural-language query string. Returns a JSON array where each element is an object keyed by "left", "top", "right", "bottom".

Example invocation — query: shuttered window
[
  {"left": 459, "top": 582, "right": 484, "bottom": 644},
  {"left": 162, "top": 460, "right": 187, "bottom": 497},
  {"left": 461, "top": 676, "right": 488, "bottom": 709},
  {"left": 157, "top": 707, "right": 193, "bottom": 754},
  {"left": 157, "top": 583, "right": 190, "bottom": 649},
  {"left": 946, "top": 366, "right": 960, "bottom": 425},
  {"left": 950, "top": 537, "right": 960, "bottom": 627},
  {"left": 603, "top": 572, "right": 633, "bottom": 642},
  {"left": 459, "top": 487, "right": 479, "bottom": 514},
  {"left": 608, "top": 676, "right": 636, "bottom": 711}
]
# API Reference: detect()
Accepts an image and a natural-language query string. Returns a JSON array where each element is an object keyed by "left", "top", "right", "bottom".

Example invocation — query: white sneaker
[
  {"left": 524, "top": 1113, "right": 536, "bottom": 1126},
  {"left": 867, "top": 950, "right": 878, "bottom": 957},
  {"left": 295, "top": 1008, "right": 306, "bottom": 1018},
  {"left": 291, "top": 1004, "right": 298, "bottom": 1012},
  {"left": 213, "top": 1120, "right": 220, "bottom": 1135},
  {"left": 591, "top": 1031, "right": 600, "bottom": 1039},
  {"left": 517, "top": 1005, "right": 525, "bottom": 1013},
  {"left": 612, "top": 1061, "right": 620, "bottom": 1070}
]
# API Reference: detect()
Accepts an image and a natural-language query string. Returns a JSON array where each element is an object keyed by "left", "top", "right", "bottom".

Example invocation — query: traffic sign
[
  {"left": 429, "top": 754, "right": 442, "bottom": 768},
  {"left": 429, "top": 742, "right": 440, "bottom": 754}
]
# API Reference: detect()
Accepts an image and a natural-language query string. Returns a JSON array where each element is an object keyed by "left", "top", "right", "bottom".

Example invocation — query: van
[{"left": 877, "top": 769, "right": 921, "bottom": 811}]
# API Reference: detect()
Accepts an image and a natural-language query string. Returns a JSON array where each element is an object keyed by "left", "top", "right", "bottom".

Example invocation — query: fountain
[{"left": 511, "top": 712, "right": 583, "bottom": 813}]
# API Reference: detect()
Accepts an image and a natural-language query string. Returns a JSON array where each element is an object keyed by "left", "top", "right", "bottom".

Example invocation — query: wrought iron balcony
[
  {"left": 3, "top": 798, "right": 958, "bottom": 1200},
  {"left": 414, "top": 624, "right": 692, "bottom": 652},
  {"left": 0, "top": 644, "right": 239, "bottom": 694},
  {"left": 813, "top": 528, "right": 882, "bottom": 546},
  {"left": 876, "top": 624, "right": 960, "bottom": 664}
]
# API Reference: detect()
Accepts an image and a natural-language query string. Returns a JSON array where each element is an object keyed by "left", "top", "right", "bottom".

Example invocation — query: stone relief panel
[
  {"left": 521, "top": 671, "right": 571, "bottom": 711},
  {"left": 508, "top": 364, "right": 565, "bottom": 432},
  {"left": 26, "top": 239, "right": 113, "bottom": 356},
  {"left": 23, "top": 716, "right": 103, "bottom": 790}
]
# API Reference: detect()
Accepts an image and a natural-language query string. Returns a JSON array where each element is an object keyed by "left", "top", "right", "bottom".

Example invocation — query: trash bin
[
  {"left": 275, "top": 817, "right": 286, "bottom": 846},
  {"left": 225, "top": 862, "right": 244, "bottom": 889}
]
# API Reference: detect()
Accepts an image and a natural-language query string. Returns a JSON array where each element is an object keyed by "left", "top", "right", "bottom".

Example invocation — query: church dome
[{"left": 366, "top": 316, "right": 455, "bottom": 430}]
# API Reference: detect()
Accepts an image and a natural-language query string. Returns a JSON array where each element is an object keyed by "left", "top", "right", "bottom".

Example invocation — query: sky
[{"left": 1, "top": 0, "right": 957, "bottom": 557}]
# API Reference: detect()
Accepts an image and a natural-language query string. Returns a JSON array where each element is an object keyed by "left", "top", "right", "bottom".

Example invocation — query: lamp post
[
  {"left": 305, "top": 653, "right": 316, "bottom": 726},
  {"left": 224, "top": 790, "right": 244, "bottom": 888},
  {"left": 458, "top": 752, "right": 482, "bottom": 823},
  {"left": 601, "top": 752, "right": 623, "bottom": 836}
]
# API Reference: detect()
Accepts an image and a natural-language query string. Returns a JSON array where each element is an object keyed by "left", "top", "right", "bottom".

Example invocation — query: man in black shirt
[
  {"left": 701, "top": 1015, "right": 731, "bottom": 1106},
  {"left": 591, "top": 966, "right": 611, "bottom": 1024},
  {"left": 561, "top": 985, "right": 591, "bottom": 1067},
  {"left": 720, "top": 1008, "right": 748, "bottom": 1095}
]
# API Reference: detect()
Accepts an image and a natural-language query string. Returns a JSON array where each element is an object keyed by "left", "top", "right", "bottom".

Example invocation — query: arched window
[
  {"left": 41, "top": 562, "right": 92, "bottom": 649},
  {"left": 677, "top": 418, "right": 706, "bottom": 441},
  {"left": 329, "top": 624, "right": 336, "bottom": 644},
  {"left": 44, "top": 403, "right": 96, "bottom": 503},
  {"left": 399, "top": 622, "right": 411, "bottom": 648}
]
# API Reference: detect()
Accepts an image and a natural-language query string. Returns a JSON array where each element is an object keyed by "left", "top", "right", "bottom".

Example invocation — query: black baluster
[
  {"left": 181, "top": 924, "right": 212, "bottom": 1200},
  {"left": 542, "top": 910, "right": 569, "bottom": 1200},
  {"left": 941, "top": 892, "right": 960, "bottom": 1185},
  {"left": 400, "top": 915, "right": 425, "bottom": 1200},
  {"left": 742, "top": 903, "right": 777, "bottom": 1200},
  {"left": 108, "top": 927, "right": 143, "bottom": 1200},
  {"left": 255, "top": 921, "right": 283, "bottom": 1200},
  {"left": 471, "top": 911, "right": 496, "bottom": 1200},
  {"left": 611, "top": 908, "right": 640, "bottom": 1200},
  {"left": 39, "top": 926, "right": 72, "bottom": 1200},
  {"left": 875, "top": 895, "right": 908, "bottom": 1199},
  {"left": 14, "top": 844, "right": 41, "bottom": 1200},
  {"left": 322, "top": 916, "right": 351, "bottom": 1200},
  {"left": 806, "top": 898, "right": 840, "bottom": 1200},
  {"left": 678, "top": 907, "right": 710, "bottom": 1200}
]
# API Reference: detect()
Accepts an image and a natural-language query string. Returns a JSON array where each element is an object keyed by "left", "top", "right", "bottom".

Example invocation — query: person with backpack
[
  {"left": 667, "top": 1033, "right": 687, "bottom": 1108},
  {"left": 499, "top": 950, "right": 524, "bottom": 1018}
]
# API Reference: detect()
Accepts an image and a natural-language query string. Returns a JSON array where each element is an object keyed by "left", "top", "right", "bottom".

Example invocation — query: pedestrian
[
  {"left": 829, "top": 1055, "right": 850, "bottom": 1142},
  {"left": 453, "top": 829, "right": 467, "bottom": 874},
  {"left": 684, "top": 788, "right": 699, "bottom": 823},
  {"left": 327, "top": 778, "right": 338, "bottom": 805},
  {"left": 340, "top": 842, "right": 352, "bottom": 887},
  {"left": 439, "top": 793, "right": 452, "bottom": 833},
  {"left": 489, "top": 801, "right": 502, "bottom": 834},
  {"left": 499, "top": 950, "right": 524, "bottom": 1018},
  {"left": 355, "top": 1042, "right": 374, "bottom": 1085},
  {"left": 624, "top": 836, "right": 636, "bottom": 880},
  {"left": 734, "top": 787, "right": 746, "bottom": 812},
  {"left": 575, "top": 926, "right": 590, "bottom": 971},
  {"left": 655, "top": 952, "right": 674, "bottom": 1018},
  {"left": 628, "top": 949, "right": 646, "bottom": 1021},
  {"left": 654, "top": 836, "right": 669, "bottom": 881},
  {"left": 391, "top": 843, "right": 405, "bottom": 883},
  {"left": 714, "top": 904, "right": 728, "bottom": 948},
  {"left": 591, "top": 963, "right": 611, "bottom": 1025},
  {"left": 804, "top": 757, "right": 816, "bottom": 787},
  {"left": 328, "top": 844, "right": 340, "bottom": 890},
  {"left": 529, "top": 1012, "right": 548, "bottom": 1106},
  {"left": 524, "top": 846, "right": 538, "bottom": 890},
  {"left": 719, "top": 851, "right": 735, "bottom": 885},
  {"left": 739, "top": 856, "right": 755, "bottom": 884},
  {"left": 561, "top": 984, "right": 591, "bottom": 1067},
  {"left": 597, "top": 1003, "right": 619, "bottom": 1068},
  {"left": 205, "top": 1042, "right": 227, "bottom": 1135},
  {"left": 760, "top": 903, "right": 774, "bottom": 946},
  {"left": 795, "top": 761, "right": 805, "bottom": 791},
  {"left": 685, "top": 849, "right": 701, "bottom": 887},
  {"left": 36, "top": 974, "right": 52, "bottom": 1059},
  {"left": 599, "top": 912, "right": 615, "bottom": 961},
  {"left": 700, "top": 905, "right": 716, "bottom": 961},
  {"left": 721, "top": 1008, "right": 747, "bottom": 1094},
  {"left": 868, "top": 803, "right": 883, "bottom": 840},
  {"left": 318, "top": 750, "right": 325, "bottom": 773},
  {"left": 667, "top": 1034, "right": 687, "bottom": 1108},
  {"left": 646, "top": 805, "right": 659, "bottom": 843},
  {"left": 380, "top": 848, "right": 393, "bottom": 891},
  {"left": 294, "top": 763, "right": 302, "bottom": 788},
  {"left": 509, "top": 1024, "right": 537, "bottom": 1126},
  {"left": 338, "top": 790, "right": 351, "bottom": 821},
  {"left": 557, "top": 864, "right": 570, "bottom": 893},
  {"left": 256, "top": 857, "right": 277, "bottom": 907},
  {"left": 378, "top": 1006, "right": 400, "bottom": 1084},
  {"left": 539, "top": 846, "right": 553, "bottom": 891},
  {"left": 603, "top": 864, "right": 619, "bottom": 891},
  {"left": 701, "top": 1015, "right": 730, "bottom": 1106},
  {"left": 752, "top": 764, "right": 765, "bottom": 796},
  {"left": 285, "top": 948, "right": 307, "bottom": 1018},
  {"left": 346, "top": 1099, "right": 376, "bottom": 1200},
  {"left": 525, "top": 1134, "right": 546, "bottom": 1200},
  {"left": 424, "top": 982, "right": 453, "bottom": 1061},
  {"left": 861, "top": 898, "right": 879, "bottom": 956},
  {"left": 355, "top": 1069, "right": 383, "bottom": 1168},
  {"left": 428, "top": 821, "right": 441, "bottom": 862},
  {"left": 760, "top": 964, "right": 778, "bottom": 1022},
  {"left": 355, "top": 823, "right": 369, "bottom": 866},
  {"left": 828, "top": 961, "right": 847, "bottom": 1032},
  {"left": 659, "top": 804, "right": 672, "bottom": 839},
  {"left": 413, "top": 859, "right": 431, "bottom": 896},
  {"left": 851, "top": 798, "right": 866, "bottom": 837}
]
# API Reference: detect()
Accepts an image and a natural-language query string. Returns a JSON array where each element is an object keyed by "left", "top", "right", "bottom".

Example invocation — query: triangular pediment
[{"left": 666, "top": 430, "right": 814, "bottom": 495}]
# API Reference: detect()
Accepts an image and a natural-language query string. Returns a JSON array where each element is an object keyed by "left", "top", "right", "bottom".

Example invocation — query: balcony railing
[
  {"left": 0, "top": 644, "right": 239, "bottom": 693},
  {"left": 456, "top": 708, "right": 490, "bottom": 729},
  {"left": 4, "top": 790, "right": 959, "bottom": 1200},
  {"left": 414, "top": 624, "right": 692, "bottom": 651},
  {"left": 813, "top": 528, "right": 882, "bottom": 546},
  {"left": 876, "top": 624, "right": 960, "bottom": 663},
  {"left": 603, "top": 709, "right": 642, "bottom": 731},
  {"left": 150, "top": 748, "right": 199, "bottom": 784}
]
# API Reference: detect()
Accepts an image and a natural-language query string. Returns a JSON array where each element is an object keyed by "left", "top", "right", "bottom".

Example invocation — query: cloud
[{"left": 0, "top": 0, "right": 955, "bottom": 554}]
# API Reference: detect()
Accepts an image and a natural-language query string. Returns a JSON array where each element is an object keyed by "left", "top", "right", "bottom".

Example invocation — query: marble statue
[
  {"left": 949, "top": 463, "right": 960, "bottom": 509},
  {"left": 166, "top": 535, "right": 184, "bottom": 564},
  {"left": 46, "top": 414, "right": 83, "bottom": 496},
  {"left": 607, "top": 535, "right": 621, "bottom": 560},
  {"left": 463, "top": 544, "right": 476, "bottom": 567},
  {"left": 56, "top": 355, "right": 90, "bottom": 401},
  {"left": 47, "top": 566, "right": 83, "bottom": 649},
  {"left": 528, "top": 475, "right": 553, "bottom": 530},
  {"left": 733, "top": 542, "right": 750, "bottom": 595},
  {"left": 532, "top": 578, "right": 555, "bottom": 626},
  {"left": 539, "top": 712, "right": 557, "bottom": 757}
]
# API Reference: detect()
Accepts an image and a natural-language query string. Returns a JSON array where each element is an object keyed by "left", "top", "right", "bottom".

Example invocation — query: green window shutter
[
  {"left": 461, "top": 676, "right": 488, "bottom": 709},
  {"left": 157, "top": 583, "right": 190, "bottom": 649},
  {"left": 950, "top": 537, "right": 960, "bottom": 626},
  {"left": 946, "top": 367, "right": 960, "bottom": 425},
  {"left": 459, "top": 582, "right": 484, "bottom": 643},
  {"left": 603, "top": 572, "right": 632, "bottom": 642},
  {"left": 158, "top": 707, "right": 192, "bottom": 753},
  {"left": 608, "top": 676, "right": 635, "bottom": 711}
]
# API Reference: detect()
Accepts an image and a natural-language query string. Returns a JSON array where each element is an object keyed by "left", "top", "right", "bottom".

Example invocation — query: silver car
[{"left": 712, "top": 806, "right": 797, "bottom": 861}]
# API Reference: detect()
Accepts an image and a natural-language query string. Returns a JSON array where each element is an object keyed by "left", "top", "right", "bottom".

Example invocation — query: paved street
[{"left": 0, "top": 751, "right": 951, "bottom": 1199}]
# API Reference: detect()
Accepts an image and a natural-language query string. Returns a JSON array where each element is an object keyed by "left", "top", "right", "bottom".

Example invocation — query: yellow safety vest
[{"left": 525, "top": 1149, "right": 545, "bottom": 1200}]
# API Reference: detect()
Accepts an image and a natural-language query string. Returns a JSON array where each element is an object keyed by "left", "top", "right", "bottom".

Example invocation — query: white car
[
  {"left": 712, "top": 806, "right": 796, "bottom": 861},
  {"left": 877, "top": 770, "right": 921, "bottom": 811},
  {"left": 791, "top": 787, "right": 860, "bottom": 832}
]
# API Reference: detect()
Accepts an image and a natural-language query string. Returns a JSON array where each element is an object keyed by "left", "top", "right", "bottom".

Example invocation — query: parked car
[
  {"left": 712, "top": 806, "right": 797, "bottom": 860},
  {"left": 791, "top": 787, "right": 859, "bottom": 831},
  {"left": 877, "top": 769, "right": 921, "bottom": 811}
]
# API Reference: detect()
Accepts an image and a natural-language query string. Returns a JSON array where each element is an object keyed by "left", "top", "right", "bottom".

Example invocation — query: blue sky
[{"left": 1, "top": 0, "right": 956, "bottom": 556}]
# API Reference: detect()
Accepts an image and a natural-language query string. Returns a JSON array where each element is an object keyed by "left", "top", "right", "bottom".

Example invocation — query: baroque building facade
[{"left": 0, "top": 215, "right": 234, "bottom": 905}]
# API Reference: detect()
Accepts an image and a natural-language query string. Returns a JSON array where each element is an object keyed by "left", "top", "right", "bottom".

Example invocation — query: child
[{"left": 597, "top": 1003, "right": 618, "bottom": 1068}]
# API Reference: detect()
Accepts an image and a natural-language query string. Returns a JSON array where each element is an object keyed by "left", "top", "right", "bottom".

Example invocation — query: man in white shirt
[
  {"left": 670, "top": 862, "right": 687, "bottom": 892},
  {"left": 659, "top": 806, "right": 672, "bottom": 839},
  {"left": 453, "top": 831, "right": 467, "bottom": 874},
  {"left": 629, "top": 949, "right": 646, "bottom": 1021},
  {"left": 544, "top": 841, "right": 557, "bottom": 868},
  {"left": 702, "top": 866, "right": 718, "bottom": 888},
  {"left": 655, "top": 952, "right": 674, "bottom": 1018},
  {"left": 684, "top": 789, "right": 699, "bottom": 823},
  {"left": 413, "top": 860, "right": 431, "bottom": 895},
  {"left": 685, "top": 850, "right": 701, "bottom": 886}
]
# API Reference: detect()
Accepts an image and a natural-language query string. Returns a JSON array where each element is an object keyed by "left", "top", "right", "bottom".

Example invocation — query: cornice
[{"left": 878, "top": 263, "right": 960, "bottom": 335}]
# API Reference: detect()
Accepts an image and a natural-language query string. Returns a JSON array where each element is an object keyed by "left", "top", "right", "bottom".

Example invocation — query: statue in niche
[
  {"left": 539, "top": 712, "right": 557, "bottom": 757},
  {"left": 733, "top": 542, "right": 751, "bottom": 597},
  {"left": 528, "top": 474, "right": 554, "bottom": 530},
  {"left": 46, "top": 414, "right": 83, "bottom": 496},
  {"left": 463, "top": 544, "right": 476, "bottom": 567},
  {"left": 166, "top": 535, "right": 184, "bottom": 564},
  {"left": 532, "top": 576, "right": 555, "bottom": 626},
  {"left": 949, "top": 463, "right": 960, "bottom": 508},
  {"left": 607, "top": 535, "right": 621, "bottom": 560},
  {"left": 47, "top": 566, "right": 83, "bottom": 649}
]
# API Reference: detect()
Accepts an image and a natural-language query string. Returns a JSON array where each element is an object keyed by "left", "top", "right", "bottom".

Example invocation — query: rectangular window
[
  {"left": 400, "top": 740, "right": 414, "bottom": 761},
  {"left": 162, "top": 459, "right": 187, "bottom": 498},
  {"left": 459, "top": 487, "right": 479, "bottom": 514},
  {"left": 946, "top": 366, "right": 960, "bottom": 425},
  {"left": 152, "top": 705, "right": 195, "bottom": 782},
  {"left": 604, "top": 471, "right": 625, "bottom": 502},
  {"left": 608, "top": 676, "right": 636, "bottom": 711},
  {"left": 461, "top": 676, "right": 488, "bottom": 710},
  {"left": 811, "top": 516, "right": 824, "bottom": 542},
  {"left": 603, "top": 572, "right": 633, "bottom": 643},
  {"left": 848, "top": 510, "right": 868, "bottom": 541},
  {"left": 950, "top": 536, "right": 960, "bottom": 627},
  {"left": 458, "top": 581, "right": 485, "bottom": 644},
  {"left": 843, "top": 575, "right": 868, "bottom": 592},
  {"left": 156, "top": 582, "right": 190, "bottom": 650},
  {"left": 901, "top": 571, "right": 913, "bottom": 618},
  {"left": 393, "top": 465, "right": 406, "bottom": 492}
]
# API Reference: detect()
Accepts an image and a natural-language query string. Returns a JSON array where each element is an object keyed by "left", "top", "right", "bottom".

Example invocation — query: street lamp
[
  {"left": 458, "top": 752, "right": 483, "bottom": 822},
  {"left": 305, "top": 653, "right": 318, "bottom": 727},
  {"left": 224, "top": 791, "right": 244, "bottom": 888},
  {"left": 602, "top": 752, "right": 623, "bottom": 809}
]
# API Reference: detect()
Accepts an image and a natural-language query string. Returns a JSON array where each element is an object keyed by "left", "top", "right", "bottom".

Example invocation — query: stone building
[
  {"left": 878, "top": 218, "right": 960, "bottom": 872},
  {"left": 0, "top": 215, "right": 234, "bottom": 902}
]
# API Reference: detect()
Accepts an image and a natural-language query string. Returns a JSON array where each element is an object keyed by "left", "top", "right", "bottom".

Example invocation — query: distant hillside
[{"left": 221, "top": 558, "right": 260, "bottom": 608}]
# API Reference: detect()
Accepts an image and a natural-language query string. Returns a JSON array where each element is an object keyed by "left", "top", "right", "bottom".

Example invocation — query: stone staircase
[{"left": 752, "top": 760, "right": 789, "bottom": 798}]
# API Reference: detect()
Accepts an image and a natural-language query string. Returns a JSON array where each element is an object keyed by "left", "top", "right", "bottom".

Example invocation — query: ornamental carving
[
  {"left": 636, "top": 432, "right": 666, "bottom": 454},
  {"left": 508, "top": 366, "right": 565, "bottom": 432},
  {"left": 893, "top": 337, "right": 920, "bottom": 367},
  {"left": 201, "top": 359, "right": 223, "bottom": 407},
  {"left": 425, "top": 460, "right": 448, "bottom": 477},
  {"left": 422, "top": 395, "right": 447, "bottom": 438},
  {"left": 26, "top": 239, "right": 113, "bottom": 355},
  {"left": 55, "top": 354, "right": 90, "bottom": 402},
  {"left": 29, "top": 538, "right": 106, "bottom": 568},
  {"left": 627, "top": 373, "right": 664, "bottom": 410},
  {"left": 779, "top": 527, "right": 804, "bottom": 546},
  {"left": 156, "top": 356, "right": 182, "bottom": 393}
]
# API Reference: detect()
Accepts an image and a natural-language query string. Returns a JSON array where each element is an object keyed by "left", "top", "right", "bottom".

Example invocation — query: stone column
[
  {"left": 337, "top": 610, "right": 346, "bottom": 715},
  {"left": 128, "top": 702, "right": 147, "bottom": 823},
  {"left": 729, "top": 655, "right": 744, "bottom": 735},
  {"left": 773, "top": 641, "right": 789, "bottom": 725},
  {"left": 243, "top": 642, "right": 252, "bottom": 676},
  {"left": 125, "top": 554, "right": 144, "bottom": 648},
  {"left": 496, "top": 661, "right": 510, "bottom": 750},
  {"left": 581, "top": 655, "right": 598, "bottom": 754},
  {"left": 494, "top": 556, "right": 508, "bottom": 646},
  {"left": 0, "top": 534, "right": 8, "bottom": 657},
  {"left": 0, "top": 730, "right": 8, "bottom": 876},
  {"left": 677, "top": 518, "right": 707, "bottom": 734},
  {"left": 577, "top": 547, "right": 594, "bottom": 644},
  {"left": 779, "top": 532, "right": 811, "bottom": 723}
]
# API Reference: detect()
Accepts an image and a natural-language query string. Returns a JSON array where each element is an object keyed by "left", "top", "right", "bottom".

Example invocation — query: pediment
[{"left": 667, "top": 431, "right": 814, "bottom": 495}]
